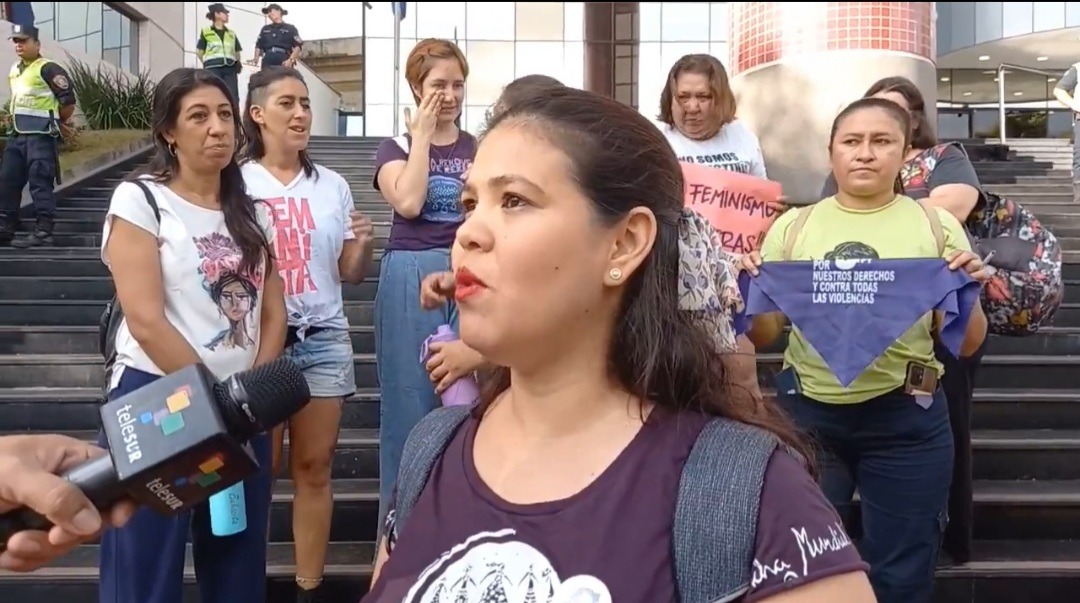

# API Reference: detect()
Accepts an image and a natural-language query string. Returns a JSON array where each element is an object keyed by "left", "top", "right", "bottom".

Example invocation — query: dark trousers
[
  {"left": 206, "top": 66, "right": 239, "bottom": 105},
  {"left": 779, "top": 388, "right": 953, "bottom": 603},
  {"left": 937, "top": 338, "right": 987, "bottom": 564},
  {"left": 261, "top": 50, "right": 288, "bottom": 69},
  {"left": 97, "top": 367, "right": 274, "bottom": 603},
  {"left": 0, "top": 134, "right": 57, "bottom": 224}
]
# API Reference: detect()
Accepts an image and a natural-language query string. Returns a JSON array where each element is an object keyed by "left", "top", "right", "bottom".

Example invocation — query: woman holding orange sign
[{"left": 655, "top": 53, "right": 779, "bottom": 411}]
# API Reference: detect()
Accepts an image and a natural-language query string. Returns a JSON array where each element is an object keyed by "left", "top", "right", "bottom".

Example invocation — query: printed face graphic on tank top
[
  {"left": 395, "top": 530, "right": 613, "bottom": 603},
  {"left": 738, "top": 256, "right": 981, "bottom": 386},
  {"left": 192, "top": 232, "right": 264, "bottom": 351},
  {"left": 422, "top": 153, "right": 472, "bottom": 224}
]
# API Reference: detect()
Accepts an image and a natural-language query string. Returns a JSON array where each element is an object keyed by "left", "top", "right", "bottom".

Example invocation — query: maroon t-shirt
[
  {"left": 373, "top": 131, "right": 477, "bottom": 252},
  {"left": 364, "top": 410, "right": 868, "bottom": 602}
]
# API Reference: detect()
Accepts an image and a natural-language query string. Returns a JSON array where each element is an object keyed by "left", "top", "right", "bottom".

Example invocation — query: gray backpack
[{"left": 391, "top": 405, "right": 782, "bottom": 603}]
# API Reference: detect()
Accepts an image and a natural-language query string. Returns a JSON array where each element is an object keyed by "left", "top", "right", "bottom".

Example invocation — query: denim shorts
[{"left": 284, "top": 327, "right": 356, "bottom": 399}]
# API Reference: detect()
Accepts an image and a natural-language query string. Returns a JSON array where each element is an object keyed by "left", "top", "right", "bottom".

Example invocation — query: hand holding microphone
[
  {"left": 0, "top": 357, "right": 310, "bottom": 563},
  {"left": 0, "top": 434, "right": 137, "bottom": 572}
]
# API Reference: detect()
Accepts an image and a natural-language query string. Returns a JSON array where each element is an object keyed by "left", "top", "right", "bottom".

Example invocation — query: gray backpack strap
[
  {"left": 392, "top": 405, "right": 472, "bottom": 534},
  {"left": 673, "top": 418, "right": 781, "bottom": 603}
]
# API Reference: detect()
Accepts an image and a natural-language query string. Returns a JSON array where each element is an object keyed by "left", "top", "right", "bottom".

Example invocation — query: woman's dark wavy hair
[
  {"left": 137, "top": 67, "right": 271, "bottom": 277},
  {"left": 241, "top": 66, "right": 318, "bottom": 180},
  {"left": 829, "top": 97, "right": 913, "bottom": 196},
  {"left": 865, "top": 76, "right": 937, "bottom": 150},
  {"left": 476, "top": 85, "right": 811, "bottom": 462}
]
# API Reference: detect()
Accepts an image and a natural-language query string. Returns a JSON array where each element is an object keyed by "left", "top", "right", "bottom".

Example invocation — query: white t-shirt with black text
[
  {"left": 101, "top": 180, "right": 276, "bottom": 388},
  {"left": 241, "top": 162, "right": 356, "bottom": 332},
  {"left": 660, "top": 119, "right": 768, "bottom": 178}
]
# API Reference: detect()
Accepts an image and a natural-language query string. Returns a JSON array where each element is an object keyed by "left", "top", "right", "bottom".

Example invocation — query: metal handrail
[
  {"left": 998, "top": 62, "right": 1060, "bottom": 78},
  {"left": 997, "top": 63, "right": 1065, "bottom": 144}
]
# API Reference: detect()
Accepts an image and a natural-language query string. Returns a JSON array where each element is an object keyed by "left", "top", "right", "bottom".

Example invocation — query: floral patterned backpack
[{"left": 906, "top": 143, "right": 1064, "bottom": 336}]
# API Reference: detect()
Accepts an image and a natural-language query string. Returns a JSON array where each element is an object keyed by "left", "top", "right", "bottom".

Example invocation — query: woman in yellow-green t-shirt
[{"left": 739, "top": 97, "right": 988, "bottom": 603}]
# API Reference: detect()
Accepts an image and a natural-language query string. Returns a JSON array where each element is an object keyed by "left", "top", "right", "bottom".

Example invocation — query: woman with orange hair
[{"left": 372, "top": 38, "right": 482, "bottom": 524}]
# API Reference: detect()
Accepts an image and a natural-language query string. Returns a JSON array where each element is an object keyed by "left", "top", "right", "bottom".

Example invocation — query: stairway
[
  {"left": 979, "top": 138, "right": 1079, "bottom": 256},
  {"left": 0, "top": 136, "right": 1077, "bottom": 603},
  {"left": 0, "top": 137, "right": 383, "bottom": 602}
]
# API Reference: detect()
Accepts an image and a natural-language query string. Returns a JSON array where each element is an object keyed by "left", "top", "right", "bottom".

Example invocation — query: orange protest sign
[{"left": 681, "top": 161, "right": 784, "bottom": 254}]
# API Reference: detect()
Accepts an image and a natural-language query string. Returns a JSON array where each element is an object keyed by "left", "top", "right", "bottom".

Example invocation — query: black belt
[{"left": 286, "top": 325, "right": 327, "bottom": 347}]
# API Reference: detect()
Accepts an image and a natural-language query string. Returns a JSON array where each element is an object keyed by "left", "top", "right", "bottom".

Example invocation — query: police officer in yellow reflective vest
[
  {"left": 0, "top": 24, "right": 75, "bottom": 248},
  {"left": 196, "top": 3, "right": 242, "bottom": 103}
]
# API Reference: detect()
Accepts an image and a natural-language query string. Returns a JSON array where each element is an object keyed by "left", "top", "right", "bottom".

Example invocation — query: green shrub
[{"left": 66, "top": 57, "right": 154, "bottom": 131}]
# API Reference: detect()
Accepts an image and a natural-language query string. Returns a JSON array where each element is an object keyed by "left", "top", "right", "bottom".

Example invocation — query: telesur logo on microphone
[
  {"left": 115, "top": 384, "right": 192, "bottom": 464},
  {"left": 144, "top": 385, "right": 194, "bottom": 435},
  {"left": 114, "top": 384, "right": 229, "bottom": 510}
]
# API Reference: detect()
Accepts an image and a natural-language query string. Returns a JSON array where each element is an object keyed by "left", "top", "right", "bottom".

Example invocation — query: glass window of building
[{"left": 30, "top": 2, "right": 137, "bottom": 72}]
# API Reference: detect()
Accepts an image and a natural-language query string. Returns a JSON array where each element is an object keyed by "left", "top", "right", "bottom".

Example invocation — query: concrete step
[
  {"left": 0, "top": 250, "right": 387, "bottom": 278},
  {"left": 0, "top": 386, "right": 380, "bottom": 431},
  {"left": 979, "top": 174, "right": 1075, "bottom": 185},
  {"left": 0, "top": 299, "right": 375, "bottom": 327},
  {"left": 0, "top": 352, "right": 373, "bottom": 390},
  {"left": 0, "top": 540, "right": 374, "bottom": 603},
  {"left": 0, "top": 382, "right": 1077, "bottom": 434},
  {"left": 0, "top": 275, "right": 379, "bottom": 303},
  {"left": 0, "top": 322, "right": 377, "bottom": 354},
  {"left": 3, "top": 227, "right": 392, "bottom": 249},
  {"left": 986, "top": 183, "right": 1075, "bottom": 195},
  {"left": 0, "top": 351, "right": 1077, "bottom": 392}
]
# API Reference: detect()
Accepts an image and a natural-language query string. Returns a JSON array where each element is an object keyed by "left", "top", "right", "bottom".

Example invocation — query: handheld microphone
[{"left": 0, "top": 358, "right": 310, "bottom": 548}]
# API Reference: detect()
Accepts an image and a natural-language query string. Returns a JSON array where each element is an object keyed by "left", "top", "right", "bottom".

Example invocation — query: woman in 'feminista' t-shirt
[
  {"left": 363, "top": 86, "right": 872, "bottom": 603},
  {"left": 239, "top": 66, "right": 375, "bottom": 602}
]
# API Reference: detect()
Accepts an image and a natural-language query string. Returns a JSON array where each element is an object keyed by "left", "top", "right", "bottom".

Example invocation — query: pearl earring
[{"left": 609, "top": 268, "right": 622, "bottom": 281}]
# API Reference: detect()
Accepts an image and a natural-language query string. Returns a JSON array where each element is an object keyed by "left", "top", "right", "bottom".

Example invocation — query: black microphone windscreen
[{"left": 213, "top": 357, "right": 311, "bottom": 438}]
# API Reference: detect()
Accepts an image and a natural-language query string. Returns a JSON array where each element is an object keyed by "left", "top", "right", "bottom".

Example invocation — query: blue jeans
[
  {"left": 285, "top": 327, "right": 356, "bottom": 399},
  {"left": 375, "top": 249, "right": 457, "bottom": 523},
  {"left": 98, "top": 367, "right": 274, "bottom": 603},
  {"left": 778, "top": 387, "right": 953, "bottom": 603}
]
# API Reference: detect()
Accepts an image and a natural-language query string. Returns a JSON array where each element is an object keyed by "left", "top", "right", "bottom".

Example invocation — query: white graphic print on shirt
[
  {"left": 400, "top": 530, "right": 613, "bottom": 603},
  {"left": 751, "top": 521, "right": 855, "bottom": 589},
  {"left": 193, "top": 231, "right": 264, "bottom": 351}
]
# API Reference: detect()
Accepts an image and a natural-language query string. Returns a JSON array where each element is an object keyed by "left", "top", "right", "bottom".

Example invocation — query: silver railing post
[{"left": 998, "top": 64, "right": 1007, "bottom": 144}]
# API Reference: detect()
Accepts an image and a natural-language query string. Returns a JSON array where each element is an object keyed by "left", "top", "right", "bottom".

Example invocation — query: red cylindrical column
[
  {"left": 729, "top": 2, "right": 934, "bottom": 77},
  {"left": 726, "top": 2, "right": 936, "bottom": 202}
]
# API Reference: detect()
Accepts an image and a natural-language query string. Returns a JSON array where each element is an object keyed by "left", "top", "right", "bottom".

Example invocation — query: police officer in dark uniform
[
  {"left": 251, "top": 4, "right": 302, "bottom": 69},
  {"left": 0, "top": 25, "right": 76, "bottom": 248},
  {"left": 196, "top": 3, "right": 242, "bottom": 103}
]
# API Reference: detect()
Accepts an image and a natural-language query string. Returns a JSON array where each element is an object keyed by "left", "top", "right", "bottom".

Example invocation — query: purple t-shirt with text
[
  {"left": 373, "top": 132, "right": 477, "bottom": 251},
  {"left": 364, "top": 409, "right": 867, "bottom": 603}
]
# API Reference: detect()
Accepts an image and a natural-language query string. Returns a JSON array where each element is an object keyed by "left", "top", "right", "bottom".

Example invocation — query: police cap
[
  {"left": 262, "top": 4, "right": 288, "bottom": 16},
  {"left": 205, "top": 3, "right": 229, "bottom": 20},
  {"left": 10, "top": 24, "right": 39, "bottom": 41}
]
